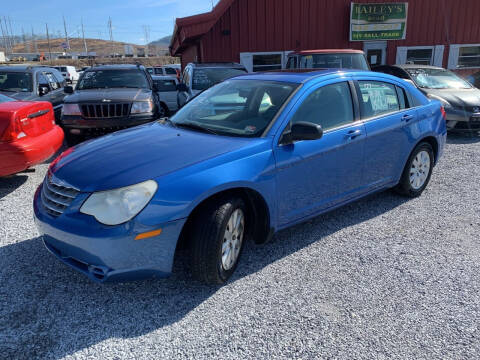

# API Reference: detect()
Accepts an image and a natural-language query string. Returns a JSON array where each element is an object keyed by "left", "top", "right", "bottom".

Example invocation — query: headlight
[
  {"left": 80, "top": 180, "right": 158, "bottom": 225},
  {"left": 131, "top": 100, "right": 153, "bottom": 114},
  {"left": 62, "top": 103, "right": 82, "bottom": 116},
  {"left": 427, "top": 94, "right": 452, "bottom": 109}
]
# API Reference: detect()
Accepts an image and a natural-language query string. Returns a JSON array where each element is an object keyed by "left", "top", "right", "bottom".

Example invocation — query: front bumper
[
  {"left": 61, "top": 113, "right": 157, "bottom": 136},
  {"left": 445, "top": 108, "right": 480, "bottom": 131},
  {"left": 33, "top": 185, "right": 186, "bottom": 283}
]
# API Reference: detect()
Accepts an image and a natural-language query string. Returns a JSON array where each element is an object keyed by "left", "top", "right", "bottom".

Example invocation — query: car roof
[
  {"left": 290, "top": 49, "right": 365, "bottom": 55},
  {"left": 87, "top": 64, "right": 144, "bottom": 71},
  {"left": 0, "top": 65, "right": 57, "bottom": 72},
  {"left": 187, "top": 62, "right": 246, "bottom": 69},
  {"left": 231, "top": 69, "right": 376, "bottom": 84}
]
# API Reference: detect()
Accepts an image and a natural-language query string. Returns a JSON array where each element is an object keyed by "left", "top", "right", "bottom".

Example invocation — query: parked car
[
  {"left": 60, "top": 64, "right": 161, "bottom": 145},
  {"left": 286, "top": 49, "right": 370, "bottom": 71},
  {"left": 34, "top": 69, "right": 446, "bottom": 284},
  {"left": 77, "top": 66, "right": 90, "bottom": 78},
  {"left": 152, "top": 75, "right": 179, "bottom": 115},
  {"left": 374, "top": 64, "right": 480, "bottom": 131},
  {"left": 0, "top": 94, "right": 63, "bottom": 177},
  {"left": 147, "top": 64, "right": 181, "bottom": 78},
  {"left": 465, "top": 71, "right": 480, "bottom": 89},
  {"left": 177, "top": 62, "right": 248, "bottom": 108},
  {"left": 0, "top": 65, "right": 66, "bottom": 121},
  {"left": 53, "top": 66, "right": 80, "bottom": 83}
]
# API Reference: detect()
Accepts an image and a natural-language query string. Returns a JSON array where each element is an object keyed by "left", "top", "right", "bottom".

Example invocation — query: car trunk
[{"left": 0, "top": 101, "right": 54, "bottom": 141}]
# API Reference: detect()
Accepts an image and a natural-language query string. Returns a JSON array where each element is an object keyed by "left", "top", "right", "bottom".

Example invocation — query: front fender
[{"left": 136, "top": 143, "right": 277, "bottom": 228}]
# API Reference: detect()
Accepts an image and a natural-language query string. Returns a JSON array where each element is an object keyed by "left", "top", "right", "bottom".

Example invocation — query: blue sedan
[{"left": 33, "top": 70, "right": 447, "bottom": 284}]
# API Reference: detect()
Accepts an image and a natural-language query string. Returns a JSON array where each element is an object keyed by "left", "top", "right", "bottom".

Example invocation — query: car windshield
[
  {"left": 77, "top": 69, "right": 149, "bottom": 90},
  {"left": 0, "top": 93, "right": 14, "bottom": 103},
  {"left": 170, "top": 79, "right": 298, "bottom": 137},
  {"left": 297, "top": 54, "right": 369, "bottom": 70},
  {"left": 192, "top": 68, "right": 248, "bottom": 91},
  {"left": 407, "top": 68, "right": 472, "bottom": 89},
  {"left": 0, "top": 72, "right": 33, "bottom": 92}
]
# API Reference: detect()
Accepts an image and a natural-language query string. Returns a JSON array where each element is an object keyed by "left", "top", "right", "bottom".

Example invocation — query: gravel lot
[{"left": 1, "top": 134, "right": 479, "bottom": 360}]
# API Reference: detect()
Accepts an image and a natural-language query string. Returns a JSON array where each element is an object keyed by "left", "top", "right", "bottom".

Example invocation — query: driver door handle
[
  {"left": 402, "top": 114, "right": 414, "bottom": 122},
  {"left": 346, "top": 129, "right": 362, "bottom": 140}
]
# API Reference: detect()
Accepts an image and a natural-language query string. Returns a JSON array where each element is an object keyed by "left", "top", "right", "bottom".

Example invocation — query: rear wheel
[
  {"left": 395, "top": 142, "right": 434, "bottom": 197},
  {"left": 189, "top": 197, "right": 247, "bottom": 284}
]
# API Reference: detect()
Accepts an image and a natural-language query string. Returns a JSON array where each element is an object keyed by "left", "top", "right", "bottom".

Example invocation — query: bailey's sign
[{"left": 350, "top": 2, "right": 408, "bottom": 41}]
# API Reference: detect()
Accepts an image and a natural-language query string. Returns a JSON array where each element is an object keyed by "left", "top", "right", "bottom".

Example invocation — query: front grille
[
  {"left": 81, "top": 103, "right": 131, "bottom": 118},
  {"left": 41, "top": 175, "right": 80, "bottom": 217}
]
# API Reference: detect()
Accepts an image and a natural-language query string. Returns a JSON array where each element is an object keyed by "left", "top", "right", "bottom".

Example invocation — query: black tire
[
  {"left": 189, "top": 197, "right": 247, "bottom": 284},
  {"left": 395, "top": 142, "right": 434, "bottom": 197}
]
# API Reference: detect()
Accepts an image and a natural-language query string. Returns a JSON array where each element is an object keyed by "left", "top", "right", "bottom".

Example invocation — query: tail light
[
  {"left": 1, "top": 116, "right": 26, "bottom": 142},
  {"left": 440, "top": 106, "right": 447, "bottom": 120}
]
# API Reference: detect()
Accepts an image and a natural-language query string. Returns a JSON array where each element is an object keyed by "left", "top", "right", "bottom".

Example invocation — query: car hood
[
  {"left": 422, "top": 88, "right": 480, "bottom": 108},
  {"left": 65, "top": 88, "right": 152, "bottom": 103},
  {"left": 0, "top": 91, "right": 34, "bottom": 100},
  {"left": 50, "top": 122, "right": 257, "bottom": 192}
]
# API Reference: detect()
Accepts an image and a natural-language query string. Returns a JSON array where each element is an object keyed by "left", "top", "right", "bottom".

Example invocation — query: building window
[
  {"left": 252, "top": 54, "right": 282, "bottom": 72},
  {"left": 458, "top": 46, "right": 480, "bottom": 68},
  {"left": 406, "top": 48, "right": 433, "bottom": 65},
  {"left": 448, "top": 44, "right": 480, "bottom": 69}
]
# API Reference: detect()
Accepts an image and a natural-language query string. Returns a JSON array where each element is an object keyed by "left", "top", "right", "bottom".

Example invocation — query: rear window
[
  {"left": 154, "top": 79, "right": 177, "bottom": 92},
  {"left": 358, "top": 81, "right": 400, "bottom": 118},
  {"left": 0, "top": 72, "right": 33, "bottom": 92},
  {"left": 298, "top": 53, "right": 369, "bottom": 70},
  {"left": 192, "top": 68, "right": 247, "bottom": 91}
]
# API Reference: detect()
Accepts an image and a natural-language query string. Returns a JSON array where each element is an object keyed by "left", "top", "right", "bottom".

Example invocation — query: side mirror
[
  {"left": 64, "top": 85, "right": 74, "bottom": 94},
  {"left": 39, "top": 86, "right": 50, "bottom": 96},
  {"left": 282, "top": 122, "right": 323, "bottom": 144},
  {"left": 176, "top": 83, "right": 189, "bottom": 92}
]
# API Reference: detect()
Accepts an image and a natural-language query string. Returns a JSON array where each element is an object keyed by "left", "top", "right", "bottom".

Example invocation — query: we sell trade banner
[{"left": 350, "top": 2, "right": 408, "bottom": 41}]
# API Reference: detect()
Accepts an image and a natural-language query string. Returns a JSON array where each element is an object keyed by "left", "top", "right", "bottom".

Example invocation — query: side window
[
  {"left": 165, "top": 67, "right": 177, "bottom": 75},
  {"left": 52, "top": 69, "right": 65, "bottom": 86},
  {"left": 45, "top": 72, "right": 60, "bottom": 90},
  {"left": 291, "top": 82, "right": 354, "bottom": 131},
  {"left": 358, "top": 81, "right": 400, "bottom": 119},
  {"left": 37, "top": 73, "right": 49, "bottom": 87},
  {"left": 395, "top": 86, "right": 409, "bottom": 110}
]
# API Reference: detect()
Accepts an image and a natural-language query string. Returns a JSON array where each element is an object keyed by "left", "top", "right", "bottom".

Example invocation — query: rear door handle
[
  {"left": 402, "top": 114, "right": 414, "bottom": 122},
  {"left": 346, "top": 129, "right": 362, "bottom": 140}
]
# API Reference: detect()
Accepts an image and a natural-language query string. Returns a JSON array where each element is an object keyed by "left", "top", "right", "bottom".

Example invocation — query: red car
[{"left": 0, "top": 94, "right": 64, "bottom": 177}]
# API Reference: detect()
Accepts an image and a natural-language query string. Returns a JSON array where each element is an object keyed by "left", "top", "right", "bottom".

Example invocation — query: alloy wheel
[
  {"left": 221, "top": 209, "right": 245, "bottom": 271},
  {"left": 409, "top": 150, "right": 431, "bottom": 190}
]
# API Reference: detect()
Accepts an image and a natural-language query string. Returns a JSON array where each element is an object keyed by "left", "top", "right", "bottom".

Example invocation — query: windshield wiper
[{"left": 175, "top": 121, "right": 218, "bottom": 135}]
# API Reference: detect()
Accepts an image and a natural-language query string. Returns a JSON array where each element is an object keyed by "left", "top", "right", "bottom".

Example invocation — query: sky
[{"left": 1, "top": 0, "right": 220, "bottom": 44}]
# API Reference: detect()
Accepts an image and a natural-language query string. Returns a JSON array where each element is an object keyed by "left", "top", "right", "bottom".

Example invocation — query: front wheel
[
  {"left": 395, "top": 142, "right": 434, "bottom": 197},
  {"left": 189, "top": 197, "right": 247, "bottom": 284}
]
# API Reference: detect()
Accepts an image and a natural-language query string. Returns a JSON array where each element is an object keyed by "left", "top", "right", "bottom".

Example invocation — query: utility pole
[
  {"left": 108, "top": 17, "right": 114, "bottom": 57},
  {"left": 63, "top": 15, "right": 70, "bottom": 51},
  {"left": 45, "top": 23, "right": 52, "bottom": 61},
  {"left": 22, "top": 27, "right": 29, "bottom": 52},
  {"left": 142, "top": 25, "right": 150, "bottom": 57},
  {"left": 3, "top": 17, "right": 11, "bottom": 53},
  {"left": 32, "top": 26, "right": 38, "bottom": 53},
  {"left": 0, "top": 19, "right": 8, "bottom": 54},
  {"left": 8, "top": 17, "right": 14, "bottom": 46},
  {"left": 81, "top": 18, "right": 88, "bottom": 54}
]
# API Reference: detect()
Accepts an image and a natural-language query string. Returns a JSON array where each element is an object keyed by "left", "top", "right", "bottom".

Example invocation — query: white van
[{"left": 54, "top": 66, "right": 80, "bottom": 83}]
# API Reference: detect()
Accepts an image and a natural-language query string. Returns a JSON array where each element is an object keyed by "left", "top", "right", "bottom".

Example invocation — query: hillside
[
  {"left": 149, "top": 35, "right": 172, "bottom": 49},
  {"left": 12, "top": 38, "right": 146, "bottom": 56}
]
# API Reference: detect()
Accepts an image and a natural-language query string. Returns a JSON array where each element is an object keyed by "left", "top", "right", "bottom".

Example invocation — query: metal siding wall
[{"left": 198, "top": 0, "right": 480, "bottom": 66}]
